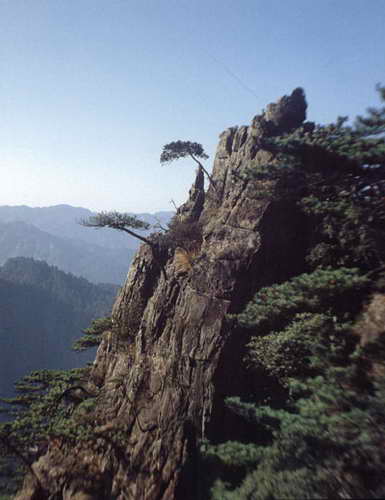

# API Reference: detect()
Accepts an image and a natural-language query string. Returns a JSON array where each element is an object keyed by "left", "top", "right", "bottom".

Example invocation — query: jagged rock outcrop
[{"left": 17, "top": 89, "right": 309, "bottom": 499}]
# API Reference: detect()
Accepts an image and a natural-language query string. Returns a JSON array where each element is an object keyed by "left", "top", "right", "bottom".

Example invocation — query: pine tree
[
  {"left": 0, "top": 366, "right": 90, "bottom": 495},
  {"left": 72, "top": 316, "right": 112, "bottom": 351}
]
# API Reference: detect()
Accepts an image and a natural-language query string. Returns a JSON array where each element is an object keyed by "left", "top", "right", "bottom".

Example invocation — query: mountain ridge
[
  {"left": 0, "top": 219, "right": 133, "bottom": 284},
  {"left": 0, "top": 256, "right": 118, "bottom": 399},
  {"left": 0, "top": 205, "right": 173, "bottom": 284},
  {"left": 0, "top": 204, "right": 174, "bottom": 250}
]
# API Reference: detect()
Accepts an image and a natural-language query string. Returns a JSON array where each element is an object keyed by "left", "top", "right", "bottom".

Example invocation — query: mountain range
[
  {"left": 0, "top": 256, "right": 119, "bottom": 399},
  {"left": 0, "top": 205, "right": 173, "bottom": 284}
]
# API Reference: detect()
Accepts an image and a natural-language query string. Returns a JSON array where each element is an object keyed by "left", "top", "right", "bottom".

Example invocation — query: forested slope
[
  {"left": 0, "top": 257, "right": 118, "bottom": 398},
  {"left": 0, "top": 220, "right": 134, "bottom": 284}
]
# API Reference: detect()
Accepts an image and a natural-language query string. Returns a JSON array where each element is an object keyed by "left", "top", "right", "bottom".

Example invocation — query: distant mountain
[
  {"left": 0, "top": 205, "right": 174, "bottom": 284},
  {"left": 0, "top": 257, "right": 119, "bottom": 398},
  {"left": 0, "top": 220, "right": 133, "bottom": 284},
  {"left": 0, "top": 204, "right": 174, "bottom": 250}
]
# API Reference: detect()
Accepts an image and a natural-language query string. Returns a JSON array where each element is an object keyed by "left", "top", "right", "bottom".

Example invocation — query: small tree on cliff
[
  {"left": 80, "top": 211, "right": 152, "bottom": 245},
  {"left": 160, "top": 141, "right": 216, "bottom": 191},
  {"left": 80, "top": 211, "right": 167, "bottom": 279}
]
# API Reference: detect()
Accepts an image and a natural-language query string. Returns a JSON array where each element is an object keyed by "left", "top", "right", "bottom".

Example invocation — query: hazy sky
[{"left": 1, "top": 0, "right": 384, "bottom": 213}]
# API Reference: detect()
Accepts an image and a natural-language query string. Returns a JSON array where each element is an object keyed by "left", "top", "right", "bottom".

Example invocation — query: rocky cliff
[{"left": 17, "top": 89, "right": 309, "bottom": 499}]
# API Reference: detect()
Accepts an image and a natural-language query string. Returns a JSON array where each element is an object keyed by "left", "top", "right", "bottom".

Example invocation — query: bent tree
[
  {"left": 80, "top": 211, "right": 167, "bottom": 279},
  {"left": 160, "top": 140, "right": 216, "bottom": 191},
  {"left": 80, "top": 211, "right": 152, "bottom": 244}
]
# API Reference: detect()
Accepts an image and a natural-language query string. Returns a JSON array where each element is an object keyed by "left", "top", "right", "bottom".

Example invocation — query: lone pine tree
[
  {"left": 80, "top": 211, "right": 168, "bottom": 279},
  {"left": 160, "top": 140, "right": 216, "bottom": 191}
]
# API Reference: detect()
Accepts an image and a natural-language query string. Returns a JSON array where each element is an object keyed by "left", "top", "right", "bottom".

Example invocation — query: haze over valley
[
  {"left": 0, "top": 204, "right": 173, "bottom": 284},
  {"left": 0, "top": 204, "right": 172, "bottom": 401},
  {"left": 0, "top": 256, "right": 118, "bottom": 399}
]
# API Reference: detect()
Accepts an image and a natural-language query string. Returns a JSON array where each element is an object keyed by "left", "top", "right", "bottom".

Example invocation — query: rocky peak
[
  {"left": 176, "top": 166, "right": 205, "bottom": 223},
  {"left": 17, "top": 89, "right": 309, "bottom": 499},
  {"left": 264, "top": 87, "right": 307, "bottom": 132}
]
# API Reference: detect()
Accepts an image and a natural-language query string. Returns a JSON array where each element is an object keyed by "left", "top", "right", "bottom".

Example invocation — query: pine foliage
[
  {"left": 0, "top": 367, "right": 89, "bottom": 494},
  {"left": 72, "top": 316, "right": 112, "bottom": 351},
  {"left": 0, "top": 313, "right": 112, "bottom": 494},
  {"left": 203, "top": 87, "right": 385, "bottom": 499}
]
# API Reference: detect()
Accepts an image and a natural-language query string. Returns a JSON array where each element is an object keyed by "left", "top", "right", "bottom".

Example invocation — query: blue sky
[{"left": 1, "top": 0, "right": 384, "bottom": 212}]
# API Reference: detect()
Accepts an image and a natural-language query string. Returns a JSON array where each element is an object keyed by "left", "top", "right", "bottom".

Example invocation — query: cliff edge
[{"left": 18, "top": 89, "right": 308, "bottom": 499}]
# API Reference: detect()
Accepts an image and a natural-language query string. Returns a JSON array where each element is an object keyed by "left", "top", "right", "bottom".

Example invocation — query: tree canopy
[
  {"left": 80, "top": 211, "right": 152, "bottom": 245},
  {"left": 160, "top": 140, "right": 216, "bottom": 190},
  {"left": 81, "top": 211, "right": 149, "bottom": 230},
  {"left": 160, "top": 140, "right": 208, "bottom": 164}
]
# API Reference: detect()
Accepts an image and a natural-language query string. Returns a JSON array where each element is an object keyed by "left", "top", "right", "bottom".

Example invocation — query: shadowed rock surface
[{"left": 17, "top": 89, "right": 309, "bottom": 499}]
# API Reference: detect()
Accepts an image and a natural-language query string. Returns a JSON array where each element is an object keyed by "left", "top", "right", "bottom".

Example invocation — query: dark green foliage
[
  {"left": 203, "top": 87, "right": 385, "bottom": 498},
  {"left": 0, "top": 358, "right": 134, "bottom": 495},
  {"left": 0, "top": 257, "right": 118, "bottom": 318},
  {"left": 160, "top": 140, "right": 216, "bottom": 190},
  {"left": 207, "top": 356, "right": 385, "bottom": 499},
  {"left": 80, "top": 211, "right": 150, "bottom": 232},
  {"left": 72, "top": 316, "right": 112, "bottom": 351},
  {"left": 206, "top": 292, "right": 385, "bottom": 498},
  {"left": 0, "top": 366, "right": 89, "bottom": 495},
  {"left": 247, "top": 89, "right": 385, "bottom": 271},
  {"left": 160, "top": 141, "right": 209, "bottom": 164},
  {"left": 246, "top": 312, "right": 350, "bottom": 381},
  {"left": 80, "top": 210, "right": 156, "bottom": 268},
  {"left": 238, "top": 267, "right": 370, "bottom": 331},
  {"left": 80, "top": 211, "right": 152, "bottom": 248},
  {"left": 0, "top": 310, "right": 121, "bottom": 496}
]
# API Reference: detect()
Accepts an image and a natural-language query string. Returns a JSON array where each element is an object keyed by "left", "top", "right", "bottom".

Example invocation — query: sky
[{"left": 1, "top": 0, "right": 384, "bottom": 213}]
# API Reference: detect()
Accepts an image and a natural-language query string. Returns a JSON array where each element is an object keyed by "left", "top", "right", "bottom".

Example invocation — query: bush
[{"left": 157, "top": 216, "right": 203, "bottom": 253}]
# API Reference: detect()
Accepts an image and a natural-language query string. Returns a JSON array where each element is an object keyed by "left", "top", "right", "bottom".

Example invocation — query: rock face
[{"left": 17, "top": 89, "right": 309, "bottom": 499}]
